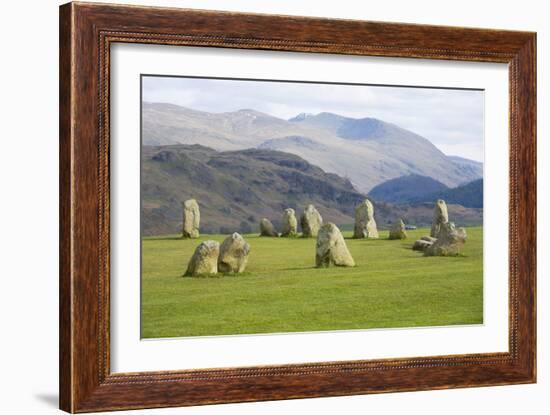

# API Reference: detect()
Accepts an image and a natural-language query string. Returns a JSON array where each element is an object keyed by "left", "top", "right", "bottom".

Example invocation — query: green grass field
[{"left": 141, "top": 226, "right": 483, "bottom": 338}]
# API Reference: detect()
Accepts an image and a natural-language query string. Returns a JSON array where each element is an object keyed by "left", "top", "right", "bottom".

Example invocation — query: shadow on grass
[
  {"left": 280, "top": 266, "right": 317, "bottom": 271},
  {"left": 181, "top": 272, "right": 254, "bottom": 279},
  {"left": 144, "top": 236, "right": 184, "bottom": 241}
]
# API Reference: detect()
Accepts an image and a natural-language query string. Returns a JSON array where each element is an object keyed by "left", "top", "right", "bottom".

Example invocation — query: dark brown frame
[{"left": 59, "top": 2, "right": 536, "bottom": 412}]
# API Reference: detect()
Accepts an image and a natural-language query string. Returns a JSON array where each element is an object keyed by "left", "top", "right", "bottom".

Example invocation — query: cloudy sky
[{"left": 142, "top": 76, "right": 484, "bottom": 162}]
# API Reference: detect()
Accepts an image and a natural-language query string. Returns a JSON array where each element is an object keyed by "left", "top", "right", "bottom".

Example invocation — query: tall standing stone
[
  {"left": 281, "top": 208, "right": 298, "bottom": 237},
  {"left": 430, "top": 199, "right": 449, "bottom": 237},
  {"left": 388, "top": 219, "right": 407, "bottom": 240},
  {"left": 184, "top": 240, "right": 219, "bottom": 276},
  {"left": 425, "top": 222, "right": 467, "bottom": 256},
  {"left": 301, "top": 204, "right": 323, "bottom": 237},
  {"left": 315, "top": 223, "right": 355, "bottom": 267},
  {"left": 182, "top": 199, "right": 200, "bottom": 239},
  {"left": 353, "top": 199, "right": 379, "bottom": 239},
  {"left": 259, "top": 218, "right": 278, "bottom": 237},
  {"left": 218, "top": 233, "right": 251, "bottom": 273}
]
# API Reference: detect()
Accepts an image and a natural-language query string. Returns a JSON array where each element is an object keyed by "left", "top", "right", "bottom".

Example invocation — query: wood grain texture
[
  {"left": 59, "top": 3, "right": 73, "bottom": 411},
  {"left": 59, "top": 2, "right": 537, "bottom": 412}
]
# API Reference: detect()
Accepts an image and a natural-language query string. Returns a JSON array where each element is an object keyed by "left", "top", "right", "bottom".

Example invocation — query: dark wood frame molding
[{"left": 59, "top": 2, "right": 536, "bottom": 412}]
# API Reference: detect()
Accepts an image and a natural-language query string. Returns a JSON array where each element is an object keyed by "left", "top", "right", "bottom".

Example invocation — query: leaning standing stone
[
  {"left": 281, "top": 208, "right": 298, "bottom": 237},
  {"left": 218, "top": 233, "right": 251, "bottom": 273},
  {"left": 425, "top": 222, "right": 467, "bottom": 256},
  {"left": 353, "top": 199, "right": 379, "bottom": 238},
  {"left": 184, "top": 240, "right": 219, "bottom": 276},
  {"left": 413, "top": 239, "right": 433, "bottom": 251},
  {"left": 389, "top": 219, "right": 408, "bottom": 240},
  {"left": 421, "top": 235, "right": 437, "bottom": 243},
  {"left": 182, "top": 199, "right": 200, "bottom": 238},
  {"left": 430, "top": 199, "right": 449, "bottom": 237},
  {"left": 259, "top": 218, "right": 278, "bottom": 237},
  {"left": 315, "top": 223, "right": 355, "bottom": 268},
  {"left": 301, "top": 204, "right": 323, "bottom": 237}
]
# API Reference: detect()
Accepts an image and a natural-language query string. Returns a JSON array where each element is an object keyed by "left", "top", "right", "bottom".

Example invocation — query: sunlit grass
[{"left": 141, "top": 227, "right": 483, "bottom": 338}]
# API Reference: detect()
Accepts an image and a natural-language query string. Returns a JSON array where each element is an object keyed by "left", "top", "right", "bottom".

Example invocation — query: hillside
[
  {"left": 411, "top": 179, "right": 484, "bottom": 208},
  {"left": 368, "top": 174, "right": 449, "bottom": 204},
  {"left": 142, "top": 145, "right": 483, "bottom": 236},
  {"left": 448, "top": 156, "right": 484, "bottom": 181},
  {"left": 142, "top": 103, "right": 483, "bottom": 192},
  {"left": 142, "top": 144, "right": 365, "bottom": 235}
]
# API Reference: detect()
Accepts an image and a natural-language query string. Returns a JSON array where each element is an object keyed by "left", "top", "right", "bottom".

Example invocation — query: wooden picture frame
[{"left": 59, "top": 2, "right": 536, "bottom": 412}]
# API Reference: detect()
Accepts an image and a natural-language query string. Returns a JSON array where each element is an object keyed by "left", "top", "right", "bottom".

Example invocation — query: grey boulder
[
  {"left": 259, "top": 218, "right": 278, "bottom": 237},
  {"left": 281, "top": 208, "right": 298, "bottom": 237},
  {"left": 184, "top": 240, "right": 219, "bottom": 276},
  {"left": 301, "top": 204, "right": 323, "bottom": 238},
  {"left": 389, "top": 219, "right": 407, "bottom": 240},
  {"left": 413, "top": 239, "right": 433, "bottom": 251},
  {"left": 182, "top": 198, "right": 200, "bottom": 239},
  {"left": 315, "top": 223, "right": 355, "bottom": 268},
  {"left": 425, "top": 222, "right": 467, "bottom": 256},
  {"left": 218, "top": 232, "right": 251, "bottom": 273},
  {"left": 430, "top": 199, "right": 449, "bottom": 238},
  {"left": 353, "top": 199, "right": 379, "bottom": 239}
]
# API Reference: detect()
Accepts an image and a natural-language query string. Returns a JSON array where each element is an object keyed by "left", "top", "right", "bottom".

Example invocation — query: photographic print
[
  {"left": 59, "top": 5, "right": 537, "bottom": 410},
  {"left": 140, "top": 75, "right": 484, "bottom": 339}
]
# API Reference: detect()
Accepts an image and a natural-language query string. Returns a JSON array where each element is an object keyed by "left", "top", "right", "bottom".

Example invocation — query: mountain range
[
  {"left": 142, "top": 102, "right": 483, "bottom": 193},
  {"left": 141, "top": 145, "right": 483, "bottom": 236}
]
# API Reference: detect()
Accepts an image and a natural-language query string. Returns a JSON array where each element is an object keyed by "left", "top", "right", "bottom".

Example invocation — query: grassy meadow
[{"left": 141, "top": 226, "right": 483, "bottom": 338}]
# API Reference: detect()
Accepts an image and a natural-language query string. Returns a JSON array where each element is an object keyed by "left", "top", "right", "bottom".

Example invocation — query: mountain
[
  {"left": 448, "top": 156, "right": 483, "bottom": 182},
  {"left": 142, "top": 102, "right": 332, "bottom": 150},
  {"left": 368, "top": 174, "right": 449, "bottom": 204},
  {"left": 142, "top": 145, "right": 483, "bottom": 236},
  {"left": 142, "top": 103, "right": 483, "bottom": 192},
  {"left": 412, "top": 179, "right": 483, "bottom": 208}
]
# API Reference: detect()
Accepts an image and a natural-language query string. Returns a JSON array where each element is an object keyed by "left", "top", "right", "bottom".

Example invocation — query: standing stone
[
  {"left": 353, "top": 199, "right": 379, "bottom": 238},
  {"left": 430, "top": 199, "right": 449, "bottom": 237},
  {"left": 184, "top": 240, "right": 219, "bottom": 276},
  {"left": 218, "top": 233, "right": 251, "bottom": 273},
  {"left": 301, "top": 204, "right": 323, "bottom": 237},
  {"left": 315, "top": 223, "right": 355, "bottom": 268},
  {"left": 259, "top": 218, "right": 278, "bottom": 237},
  {"left": 388, "top": 219, "right": 408, "bottom": 240},
  {"left": 281, "top": 208, "right": 298, "bottom": 237},
  {"left": 425, "top": 222, "right": 467, "bottom": 256},
  {"left": 182, "top": 199, "right": 200, "bottom": 238}
]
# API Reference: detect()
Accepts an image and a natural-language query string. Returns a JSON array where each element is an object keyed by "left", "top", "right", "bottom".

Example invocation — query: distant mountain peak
[
  {"left": 231, "top": 108, "right": 267, "bottom": 117},
  {"left": 288, "top": 112, "right": 315, "bottom": 122},
  {"left": 237, "top": 108, "right": 259, "bottom": 114}
]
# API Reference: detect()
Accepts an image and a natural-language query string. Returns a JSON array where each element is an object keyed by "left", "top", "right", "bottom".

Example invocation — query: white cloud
[{"left": 142, "top": 76, "right": 484, "bottom": 162}]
